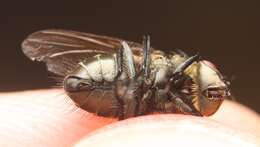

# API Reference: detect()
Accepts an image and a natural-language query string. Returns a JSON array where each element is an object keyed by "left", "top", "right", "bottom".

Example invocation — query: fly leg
[
  {"left": 167, "top": 54, "right": 202, "bottom": 116},
  {"left": 136, "top": 89, "right": 153, "bottom": 115},
  {"left": 115, "top": 41, "right": 139, "bottom": 120},
  {"left": 115, "top": 37, "right": 154, "bottom": 119},
  {"left": 142, "top": 35, "right": 151, "bottom": 81},
  {"left": 170, "top": 54, "right": 200, "bottom": 87},
  {"left": 169, "top": 92, "right": 202, "bottom": 116},
  {"left": 114, "top": 45, "right": 124, "bottom": 119},
  {"left": 119, "top": 81, "right": 142, "bottom": 119},
  {"left": 136, "top": 35, "right": 155, "bottom": 115}
]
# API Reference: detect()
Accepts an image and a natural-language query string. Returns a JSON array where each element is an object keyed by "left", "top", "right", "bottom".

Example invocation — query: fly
[{"left": 22, "top": 29, "right": 231, "bottom": 120}]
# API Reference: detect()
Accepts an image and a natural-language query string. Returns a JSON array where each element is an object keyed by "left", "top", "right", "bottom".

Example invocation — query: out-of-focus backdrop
[{"left": 0, "top": 1, "right": 259, "bottom": 113}]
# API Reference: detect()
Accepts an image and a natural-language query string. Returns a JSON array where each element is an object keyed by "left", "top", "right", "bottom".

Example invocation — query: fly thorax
[
  {"left": 171, "top": 54, "right": 187, "bottom": 67},
  {"left": 151, "top": 56, "right": 173, "bottom": 87}
]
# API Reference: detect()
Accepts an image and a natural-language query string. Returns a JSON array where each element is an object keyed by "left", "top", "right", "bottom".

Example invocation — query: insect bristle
[{"left": 47, "top": 73, "right": 64, "bottom": 88}]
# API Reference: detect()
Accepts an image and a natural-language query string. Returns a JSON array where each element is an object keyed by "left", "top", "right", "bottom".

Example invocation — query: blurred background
[{"left": 0, "top": 1, "right": 259, "bottom": 113}]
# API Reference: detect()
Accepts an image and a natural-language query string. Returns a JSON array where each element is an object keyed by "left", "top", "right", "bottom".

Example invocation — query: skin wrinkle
[{"left": 0, "top": 89, "right": 259, "bottom": 147}]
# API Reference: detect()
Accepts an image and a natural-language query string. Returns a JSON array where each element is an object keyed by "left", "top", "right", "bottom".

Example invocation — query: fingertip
[
  {"left": 1, "top": 90, "right": 259, "bottom": 147},
  {"left": 211, "top": 100, "right": 260, "bottom": 137},
  {"left": 0, "top": 89, "right": 116, "bottom": 146},
  {"left": 74, "top": 115, "right": 259, "bottom": 147}
]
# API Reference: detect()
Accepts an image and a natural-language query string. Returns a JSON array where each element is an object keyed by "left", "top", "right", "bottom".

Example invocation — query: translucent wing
[{"left": 22, "top": 29, "right": 144, "bottom": 76}]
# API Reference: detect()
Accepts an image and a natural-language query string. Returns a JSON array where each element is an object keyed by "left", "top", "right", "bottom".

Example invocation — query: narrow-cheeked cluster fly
[{"left": 22, "top": 30, "right": 231, "bottom": 120}]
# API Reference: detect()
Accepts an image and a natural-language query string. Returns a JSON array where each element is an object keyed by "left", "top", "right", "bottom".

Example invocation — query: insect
[{"left": 22, "top": 29, "right": 231, "bottom": 120}]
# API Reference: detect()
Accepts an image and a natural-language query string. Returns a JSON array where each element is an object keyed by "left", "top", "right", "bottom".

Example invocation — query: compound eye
[{"left": 201, "top": 60, "right": 219, "bottom": 71}]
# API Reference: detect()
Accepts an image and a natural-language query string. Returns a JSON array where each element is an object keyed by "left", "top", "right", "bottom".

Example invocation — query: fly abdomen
[
  {"left": 64, "top": 54, "right": 121, "bottom": 117},
  {"left": 78, "top": 54, "right": 119, "bottom": 83}
]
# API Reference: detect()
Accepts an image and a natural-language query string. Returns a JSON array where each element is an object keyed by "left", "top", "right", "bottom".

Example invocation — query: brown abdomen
[{"left": 65, "top": 54, "right": 121, "bottom": 117}]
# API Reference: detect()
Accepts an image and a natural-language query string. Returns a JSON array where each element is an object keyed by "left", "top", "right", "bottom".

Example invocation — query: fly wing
[{"left": 22, "top": 29, "right": 144, "bottom": 76}]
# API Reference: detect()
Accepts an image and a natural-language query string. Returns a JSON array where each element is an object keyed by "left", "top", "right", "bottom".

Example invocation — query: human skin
[{"left": 0, "top": 89, "right": 259, "bottom": 147}]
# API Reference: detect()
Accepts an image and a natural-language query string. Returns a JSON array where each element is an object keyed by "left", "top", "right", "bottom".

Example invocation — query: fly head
[{"left": 185, "top": 60, "right": 231, "bottom": 116}]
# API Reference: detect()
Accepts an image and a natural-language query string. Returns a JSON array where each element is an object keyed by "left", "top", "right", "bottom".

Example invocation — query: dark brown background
[{"left": 0, "top": 1, "right": 259, "bottom": 113}]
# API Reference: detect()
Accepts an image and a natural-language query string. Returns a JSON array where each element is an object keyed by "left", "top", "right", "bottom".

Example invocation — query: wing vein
[
  {"left": 27, "top": 38, "right": 85, "bottom": 48},
  {"left": 41, "top": 30, "right": 116, "bottom": 48},
  {"left": 49, "top": 50, "right": 107, "bottom": 58}
]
